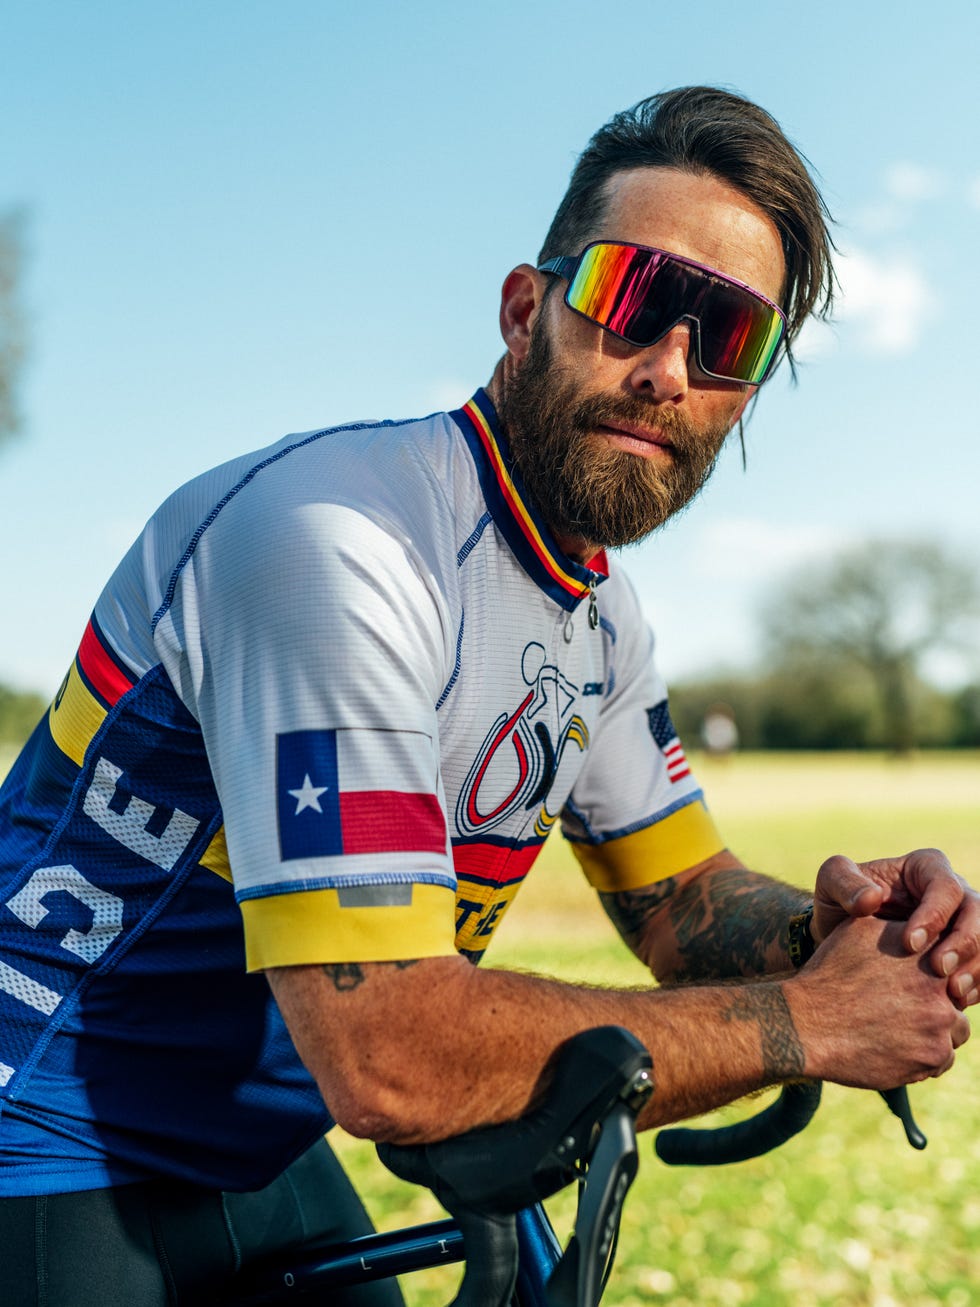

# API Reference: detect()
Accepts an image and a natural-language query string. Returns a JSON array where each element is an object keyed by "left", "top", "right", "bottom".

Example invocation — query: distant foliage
[
  {"left": 668, "top": 539, "right": 980, "bottom": 752},
  {"left": 0, "top": 684, "right": 46, "bottom": 746},
  {"left": 758, "top": 540, "right": 980, "bottom": 753},
  {"left": 669, "top": 669, "right": 975, "bottom": 752}
]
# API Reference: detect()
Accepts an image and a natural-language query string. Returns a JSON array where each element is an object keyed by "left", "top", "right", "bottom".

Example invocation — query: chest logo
[{"left": 456, "top": 642, "right": 590, "bottom": 838}]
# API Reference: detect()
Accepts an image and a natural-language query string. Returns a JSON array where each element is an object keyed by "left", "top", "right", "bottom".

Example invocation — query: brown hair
[{"left": 539, "top": 86, "right": 835, "bottom": 370}]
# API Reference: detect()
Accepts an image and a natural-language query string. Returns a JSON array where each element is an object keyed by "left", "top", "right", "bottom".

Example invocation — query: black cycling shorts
[{"left": 1, "top": 1135, "right": 404, "bottom": 1306}]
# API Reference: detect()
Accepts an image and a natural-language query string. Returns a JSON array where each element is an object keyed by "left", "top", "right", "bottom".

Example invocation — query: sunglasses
[{"left": 538, "top": 241, "right": 786, "bottom": 385}]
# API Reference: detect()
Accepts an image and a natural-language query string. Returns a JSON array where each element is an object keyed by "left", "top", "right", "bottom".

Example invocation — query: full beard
[{"left": 498, "top": 326, "right": 731, "bottom": 549}]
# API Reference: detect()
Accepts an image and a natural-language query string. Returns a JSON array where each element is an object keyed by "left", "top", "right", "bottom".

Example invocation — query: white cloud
[
  {"left": 883, "top": 161, "right": 946, "bottom": 203},
  {"left": 688, "top": 517, "right": 847, "bottom": 584},
  {"left": 833, "top": 246, "right": 936, "bottom": 354},
  {"left": 852, "top": 201, "right": 906, "bottom": 237},
  {"left": 789, "top": 245, "right": 936, "bottom": 360},
  {"left": 790, "top": 314, "right": 839, "bottom": 363}
]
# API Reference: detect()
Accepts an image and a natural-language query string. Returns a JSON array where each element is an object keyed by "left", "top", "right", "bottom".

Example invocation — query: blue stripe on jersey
[{"left": 451, "top": 397, "right": 590, "bottom": 613}]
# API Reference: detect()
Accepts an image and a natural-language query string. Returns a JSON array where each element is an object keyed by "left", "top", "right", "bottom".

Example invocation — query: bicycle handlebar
[
  {"left": 380, "top": 1029, "right": 926, "bottom": 1306},
  {"left": 378, "top": 1025, "right": 653, "bottom": 1307},
  {"left": 656, "top": 1081, "right": 926, "bottom": 1167},
  {"left": 655, "top": 1079, "right": 824, "bottom": 1166}
]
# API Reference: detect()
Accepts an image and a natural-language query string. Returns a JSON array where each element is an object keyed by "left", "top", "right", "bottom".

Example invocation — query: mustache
[{"left": 565, "top": 393, "right": 710, "bottom": 458}]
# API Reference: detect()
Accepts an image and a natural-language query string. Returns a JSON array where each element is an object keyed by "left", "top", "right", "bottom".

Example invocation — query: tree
[
  {"left": 0, "top": 208, "right": 28, "bottom": 447},
  {"left": 761, "top": 540, "right": 980, "bottom": 753}
]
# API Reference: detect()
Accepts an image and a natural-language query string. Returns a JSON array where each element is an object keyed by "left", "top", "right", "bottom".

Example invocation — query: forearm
[
  {"left": 269, "top": 904, "right": 967, "bottom": 1147},
  {"left": 268, "top": 955, "right": 804, "bottom": 1143},
  {"left": 600, "top": 857, "right": 810, "bottom": 982}
]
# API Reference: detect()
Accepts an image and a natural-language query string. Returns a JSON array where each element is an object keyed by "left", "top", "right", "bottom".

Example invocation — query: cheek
[{"left": 693, "top": 387, "right": 749, "bottom": 432}]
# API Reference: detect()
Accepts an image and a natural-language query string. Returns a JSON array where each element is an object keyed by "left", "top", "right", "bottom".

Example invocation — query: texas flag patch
[
  {"left": 276, "top": 729, "right": 447, "bottom": 862},
  {"left": 646, "top": 701, "right": 691, "bottom": 783}
]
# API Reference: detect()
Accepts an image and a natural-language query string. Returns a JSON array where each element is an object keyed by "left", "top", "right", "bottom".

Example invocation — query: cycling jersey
[{"left": 0, "top": 389, "right": 724, "bottom": 1195}]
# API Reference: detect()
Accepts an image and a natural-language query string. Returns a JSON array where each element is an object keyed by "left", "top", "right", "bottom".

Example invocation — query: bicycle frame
[{"left": 230, "top": 1202, "right": 562, "bottom": 1304}]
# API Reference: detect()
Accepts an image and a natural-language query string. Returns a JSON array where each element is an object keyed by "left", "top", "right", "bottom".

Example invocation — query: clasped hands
[{"left": 813, "top": 848, "right": 979, "bottom": 1010}]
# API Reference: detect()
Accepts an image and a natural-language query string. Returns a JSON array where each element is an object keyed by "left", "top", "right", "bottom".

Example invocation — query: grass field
[
  {"left": 332, "top": 752, "right": 980, "bottom": 1306},
  {"left": 1, "top": 746, "right": 977, "bottom": 1302}
]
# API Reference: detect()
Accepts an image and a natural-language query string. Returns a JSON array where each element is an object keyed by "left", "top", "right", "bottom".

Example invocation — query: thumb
[{"left": 815, "top": 855, "right": 884, "bottom": 924}]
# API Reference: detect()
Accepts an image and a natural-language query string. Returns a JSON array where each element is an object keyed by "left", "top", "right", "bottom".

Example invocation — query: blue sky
[{"left": 2, "top": 0, "right": 979, "bottom": 695}]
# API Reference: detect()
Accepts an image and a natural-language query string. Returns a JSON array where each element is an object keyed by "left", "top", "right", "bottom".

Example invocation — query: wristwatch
[{"left": 787, "top": 904, "right": 816, "bottom": 969}]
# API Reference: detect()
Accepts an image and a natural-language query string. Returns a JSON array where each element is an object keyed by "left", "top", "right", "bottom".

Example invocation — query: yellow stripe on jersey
[
  {"left": 241, "top": 882, "right": 458, "bottom": 971},
  {"left": 47, "top": 664, "right": 108, "bottom": 767},
  {"left": 200, "top": 828, "right": 232, "bottom": 883},
  {"left": 453, "top": 876, "right": 525, "bottom": 957},
  {"left": 572, "top": 800, "right": 725, "bottom": 893}
]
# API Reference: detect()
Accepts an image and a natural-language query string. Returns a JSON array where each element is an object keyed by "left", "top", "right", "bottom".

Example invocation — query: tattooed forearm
[
  {"left": 669, "top": 870, "right": 809, "bottom": 983},
  {"left": 322, "top": 960, "right": 421, "bottom": 992},
  {"left": 600, "top": 877, "right": 679, "bottom": 951},
  {"left": 723, "top": 985, "right": 805, "bottom": 1079}
]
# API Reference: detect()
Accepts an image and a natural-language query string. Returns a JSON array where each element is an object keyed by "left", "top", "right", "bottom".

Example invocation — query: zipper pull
[{"left": 587, "top": 575, "right": 599, "bottom": 630}]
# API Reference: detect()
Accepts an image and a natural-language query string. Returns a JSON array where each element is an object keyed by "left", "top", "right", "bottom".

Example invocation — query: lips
[{"left": 597, "top": 422, "right": 675, "bottom": 454}]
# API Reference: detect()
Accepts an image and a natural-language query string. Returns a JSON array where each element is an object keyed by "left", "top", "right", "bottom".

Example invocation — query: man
[{"left": 0, "top": 87, "right": 975, "bottom": 1304}]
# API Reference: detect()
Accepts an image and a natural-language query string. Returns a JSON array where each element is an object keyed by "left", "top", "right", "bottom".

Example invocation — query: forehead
[{"left": 592, "top": 167, "right": 786, "bottom": 304}]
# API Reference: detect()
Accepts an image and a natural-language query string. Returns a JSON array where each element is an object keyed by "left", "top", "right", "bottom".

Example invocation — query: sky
[{"left": 2, "top": 0, "right": 979, "bottom": 697}]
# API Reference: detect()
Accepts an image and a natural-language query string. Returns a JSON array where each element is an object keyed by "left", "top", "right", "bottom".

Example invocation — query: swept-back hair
[{"left": 539, "top": 86, "right": 835, "bottom": 370}]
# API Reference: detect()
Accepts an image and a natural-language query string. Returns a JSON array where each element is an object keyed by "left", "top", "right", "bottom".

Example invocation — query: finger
[
  {"left": 816, "top": 855, "right": 884, "bottom": 916},
  {"left": 951, "top": 1010, "right": 971, "bottom": 1050},
  {"left": 926, "top": 898, "right": 980, "bottom": 985},
  {"left": 949, "top": 970, "right": 979, "bottom": 1010},
  {"left": 904, "top": 872, "right": 968, "bottom": 956}
]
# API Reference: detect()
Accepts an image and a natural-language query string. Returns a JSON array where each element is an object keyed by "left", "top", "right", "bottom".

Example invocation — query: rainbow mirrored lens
[{"left": 549, "top": 242, "right": 785, "bottom": 384}]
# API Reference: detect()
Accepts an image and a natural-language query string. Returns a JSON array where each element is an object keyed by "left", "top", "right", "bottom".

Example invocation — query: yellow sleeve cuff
[
  {"left": 571, "top": 800, "right": 725, "bottom": 893},
  {"left": 241, "top": 882, "right": 458, "bottom": 971}
]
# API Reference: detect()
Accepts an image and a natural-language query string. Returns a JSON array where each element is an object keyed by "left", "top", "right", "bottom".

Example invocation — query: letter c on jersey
[{"left": 6, "top": 865, "right": 124, "bottom": 964}]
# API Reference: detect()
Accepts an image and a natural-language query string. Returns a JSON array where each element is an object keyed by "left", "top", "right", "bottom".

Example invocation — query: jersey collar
[{"left": 452, "top": 389, "right": 608, "bottom": 613}]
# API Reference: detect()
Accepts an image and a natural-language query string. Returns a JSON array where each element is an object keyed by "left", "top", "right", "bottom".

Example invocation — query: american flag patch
[{"left": 646, "top": 701, "right": 691, "bottom": 783}]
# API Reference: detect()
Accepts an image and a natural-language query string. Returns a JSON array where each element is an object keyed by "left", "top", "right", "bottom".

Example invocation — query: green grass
[
  {"left": 333, "top": 751, "right": 980, "bottom": 1306},
  {"left": 3, "top": 746, "right": 977, "bottom": 1302}
]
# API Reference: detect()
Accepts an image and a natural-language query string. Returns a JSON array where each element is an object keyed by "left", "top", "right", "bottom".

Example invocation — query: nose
[{"left": 626, "top": 321, "right": 691, "bottom": 402}]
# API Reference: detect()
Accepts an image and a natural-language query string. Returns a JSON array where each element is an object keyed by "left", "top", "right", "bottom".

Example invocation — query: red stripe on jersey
[
  {"left": 77, "top": 619, "right": 137, "bottom": 706},
  {"left": 339, "top": 791, "right": 447, "bottom": 855},
  {"left": 463, "top": 400, "right": 587, "bottom": 602},
  {"left": 453, "top": 840, "right": 544, "bottom": 886}
]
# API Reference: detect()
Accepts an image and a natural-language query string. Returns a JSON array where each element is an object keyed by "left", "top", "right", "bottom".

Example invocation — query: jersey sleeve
[
  {"left": 158, "top": 480, "right": 461, "bottom": 971},
  {"left": 561, "top": 570, "right": 725, "bottom": 893}
]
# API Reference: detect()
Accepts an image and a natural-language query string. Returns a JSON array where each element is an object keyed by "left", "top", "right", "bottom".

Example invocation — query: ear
[{"left": 498, "top": 264, "right": 548, "bottom": 364}]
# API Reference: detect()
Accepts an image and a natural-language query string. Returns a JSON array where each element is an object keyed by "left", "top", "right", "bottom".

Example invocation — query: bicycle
[{"left": 227, "top": 1026, "right": 927, "bottom": 1307}]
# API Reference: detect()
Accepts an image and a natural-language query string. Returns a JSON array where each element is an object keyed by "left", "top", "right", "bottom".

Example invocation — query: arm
[
  {"left": 599, "top": 842, "right": 980, "bottom": 1003},
  {"left": 598, "top": 849, "right": 808, "bottom": 983},
  {"left": 266, "top": 912, "right": 969, "bottom": 1146}
]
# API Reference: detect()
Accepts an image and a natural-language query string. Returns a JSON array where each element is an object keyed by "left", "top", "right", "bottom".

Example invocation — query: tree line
[{"left": 671, "top": 539, "right": 980, "bottom": 753}]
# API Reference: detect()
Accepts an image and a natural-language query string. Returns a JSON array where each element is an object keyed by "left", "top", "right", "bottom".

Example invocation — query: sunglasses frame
[{"left": 538, "top": 240, "right": 786, "bottom": 386}]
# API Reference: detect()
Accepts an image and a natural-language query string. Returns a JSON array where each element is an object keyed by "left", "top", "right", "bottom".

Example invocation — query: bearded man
[{"left": 0, "top": 87, "right": 974, "bottom": 1306}]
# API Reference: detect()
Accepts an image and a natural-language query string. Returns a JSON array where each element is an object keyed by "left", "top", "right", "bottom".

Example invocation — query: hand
[
  {"left": 794, "top": 915, "right": 971, "bottom": 1090},
  {"left": 813, "top": 848, "right": 979, "bottom": 1009}
]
